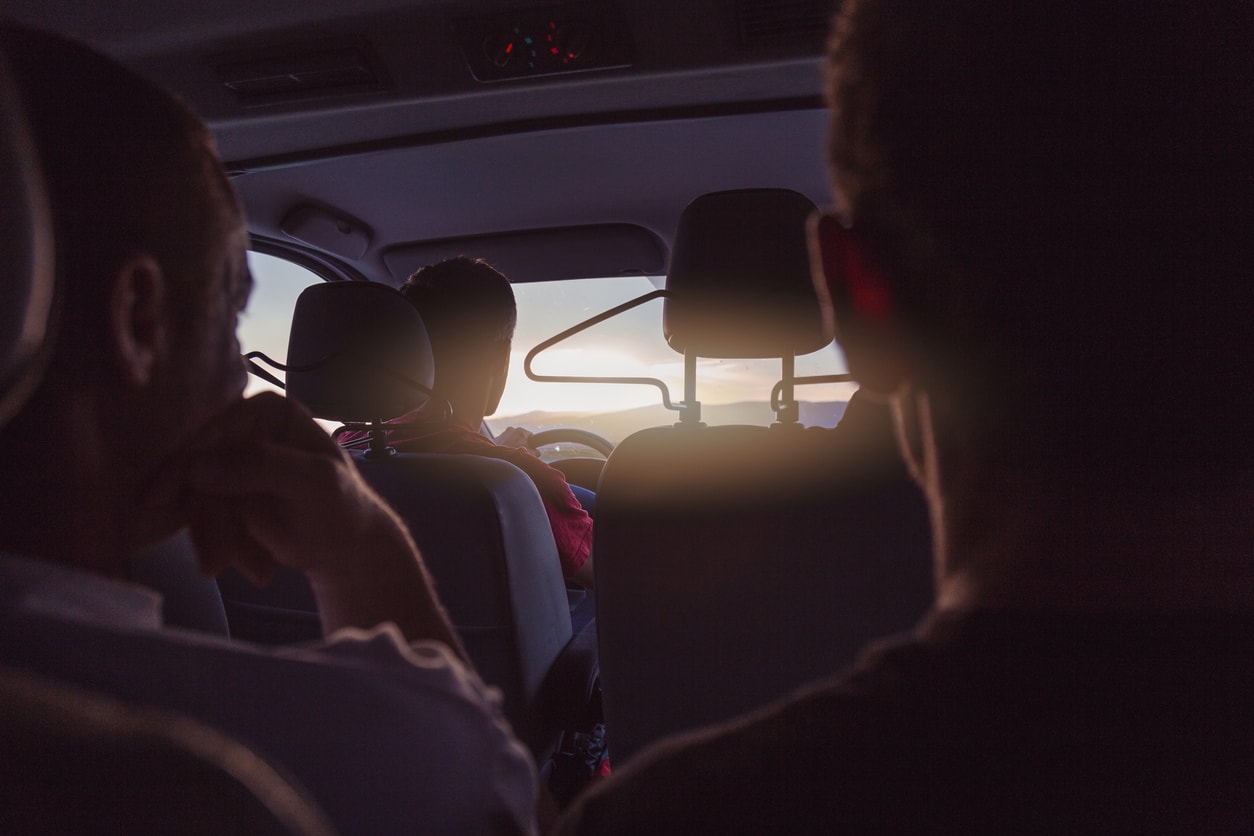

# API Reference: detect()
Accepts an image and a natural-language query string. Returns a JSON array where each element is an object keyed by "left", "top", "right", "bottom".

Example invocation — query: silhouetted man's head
[
  {"left": 399, "top": 257, "right": 516, "bottom": 420},
  {"left": 818, "top": 0, "right": 1253, "bottom": 481},
  {"left": 0, "top": 25, "right": 251, "bottom": 558}
]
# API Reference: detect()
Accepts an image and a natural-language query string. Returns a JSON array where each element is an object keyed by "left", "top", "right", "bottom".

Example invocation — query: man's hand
[
  {"left": 155, "top": 392, "right": 466, "bottom": 657},
  {"left": 494, "top": 426, "right": 534, "bottom": 450},
  {"left": 169, "top": 393, "right": 378, "bottom": 579}
]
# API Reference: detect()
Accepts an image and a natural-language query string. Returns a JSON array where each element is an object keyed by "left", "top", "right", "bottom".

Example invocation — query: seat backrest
[
  {"left": 349, "top": 451, "right": 573, "bottom": 738},
  {"left": 222, "top": 280, "right": 578, "bottom": 754},
  {"left": 595, "top": 397, "right": 932, "bottom": 761},
  {"left": 0, "top": 52, "right": 55, "bottom": 426},
  {"left": 592, "top": 189, "right": 933, "bottom": 763},
  {"left": 125, "top": 530, "right": 230, "bottom": 637}
]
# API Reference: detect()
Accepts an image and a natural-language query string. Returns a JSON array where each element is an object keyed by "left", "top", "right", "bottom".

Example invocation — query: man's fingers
[
  {"left": 183, "top": 439, "right": 355, "bottom": 500},
  {"left": 169, "top": 393, "right": 400, "bottom": 582},
  {"left": 180, "top": 436, "right": 389, "bottom": 578},
  {"left": 187, "top": 497, "right": 279, "bottom": 585},
  {"left": 496, "top": 426, "right": 533, "bottom": 448},
  {"left": 186, "top": 496, "right": 236, "bottom": 574}
]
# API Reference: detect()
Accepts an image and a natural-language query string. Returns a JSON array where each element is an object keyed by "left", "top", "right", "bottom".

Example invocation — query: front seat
[
  {"left": 569, "top": 189, "right": 934, "bottom": 763},
  {"left": 221, "top": 280, "right": 599, "bottom": 765}
]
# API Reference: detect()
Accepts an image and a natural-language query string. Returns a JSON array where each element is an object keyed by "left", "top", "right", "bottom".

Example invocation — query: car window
[
  {"left": 238, "top": 251, "right": 323, "bottom": 397},
  {"left": 489, "top": 276, "right": 857, "bottom": 446}
]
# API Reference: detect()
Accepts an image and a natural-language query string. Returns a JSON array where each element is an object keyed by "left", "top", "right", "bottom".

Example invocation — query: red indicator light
[
  {"left": 551, "top": 47, "right": 559, "bottom": 55},
  {"left": 505, "top": 43, "right": 513, "bottom": 54}
]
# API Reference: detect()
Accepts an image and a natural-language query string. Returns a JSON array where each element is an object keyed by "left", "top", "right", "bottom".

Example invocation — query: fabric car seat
[
  {"left": 125, "top": 530, "right": 231, "bottom": 636},
  {"left": 220, "top": 281, "right": 598, "bottom": 761},
  {"left": 588, "top": 189, "right": 934, "bottom": 763},
  {"left": 0, "top": 52, "right": 54, "bottom": 425}
]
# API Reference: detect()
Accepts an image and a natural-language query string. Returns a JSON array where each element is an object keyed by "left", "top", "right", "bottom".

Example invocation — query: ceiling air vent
[
  {"left": 216, "top": 43, "right": 387, "bottom": 107},
  {"left": 737, "top": 0, "right": 834, "bottom": 48}
]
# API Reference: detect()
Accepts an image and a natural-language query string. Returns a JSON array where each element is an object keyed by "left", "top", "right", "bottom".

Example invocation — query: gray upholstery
[
  {"left": 126, "top": 530, "right": 231, "bottom": 637},
  {"left": 350, "top": 453, "right": 573, "bottom": 733},
  {"left": 594, "top": 397, "right": 932, "bottom": 762},
  {"left": 592, "top": 189, "right": 933, "bottom": 763}
]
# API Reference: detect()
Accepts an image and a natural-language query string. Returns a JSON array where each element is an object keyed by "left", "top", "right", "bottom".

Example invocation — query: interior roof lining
[{"left": 225, "top": 94, "right": 825, "bottom": 174}]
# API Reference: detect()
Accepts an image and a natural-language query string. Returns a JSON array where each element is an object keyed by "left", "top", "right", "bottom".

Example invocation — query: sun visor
[
  {"left": 281, "top": 204, "right": 372, "bottom": 260},
  {"left": 382, "top": 223, "right": 666, "bottom": 285}
]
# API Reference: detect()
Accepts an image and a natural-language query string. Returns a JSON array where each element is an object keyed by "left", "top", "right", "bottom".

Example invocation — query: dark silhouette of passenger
[
  {"left": 0, "top": 25, "right": 536, "bottom": 834},
  {"left": 556, "top": 1, "right": 1254, "bottom": 831}
]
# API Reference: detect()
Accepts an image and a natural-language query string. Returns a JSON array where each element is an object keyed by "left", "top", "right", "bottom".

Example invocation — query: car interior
[{"left": 4, "top": 0, "right": 933, "bottom": 808}]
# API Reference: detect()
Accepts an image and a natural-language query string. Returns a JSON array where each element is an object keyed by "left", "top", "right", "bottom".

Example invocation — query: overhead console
[{"left": 455, "top": 2, "right": 634, "bottom": 83}]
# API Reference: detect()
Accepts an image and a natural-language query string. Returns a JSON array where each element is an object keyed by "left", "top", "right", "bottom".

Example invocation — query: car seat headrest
[
  {"left": 663, "top": 189, "right": 829, "bottom": 359},
  {"left": 285, "top": 281, "right": 434, "bottom": 423},
  {"left": 0, "top": 53, "right": 56, "bottom": 427},
  {"left": 662, "top": 189, "right": 827, "bottom": 360}
]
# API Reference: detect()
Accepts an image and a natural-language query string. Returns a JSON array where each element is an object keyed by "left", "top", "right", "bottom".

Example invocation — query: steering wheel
[{"left": 527, "top": 428, "right": 615, "bottom": 458}]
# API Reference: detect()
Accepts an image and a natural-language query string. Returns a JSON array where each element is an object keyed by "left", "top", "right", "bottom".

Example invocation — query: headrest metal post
[
  {"left": 774, "top": 355, "right": 799, "bottom": 425},
  {"left": 677, "top": 351, "right": 702, "bottom": 425},
  {"left": 364, "top": 418, "right": 396, "bottom": 460}
]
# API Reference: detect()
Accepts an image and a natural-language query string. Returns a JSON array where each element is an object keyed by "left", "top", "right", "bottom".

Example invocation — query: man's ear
[
  {"left": 808, "top": 213, "right": 910, "bottom": 394},
  {"left": 109, "top": 253, "right": 168, "bottom": 387}
]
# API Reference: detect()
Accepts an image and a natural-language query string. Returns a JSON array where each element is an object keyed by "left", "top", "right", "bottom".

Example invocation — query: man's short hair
[
  {"left": 827, "top": 0, "right": 1254, "bottom": 473},
  {"left": 399, "top": 257, "right": 517, "bottom": 373},
  {"left": 0, "top": 24, "right": 239, "bottom": 380}
]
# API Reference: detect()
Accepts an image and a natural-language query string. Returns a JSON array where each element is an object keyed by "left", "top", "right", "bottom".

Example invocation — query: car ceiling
[{"left": 3, "top": 0, "right": 837, "bottom": 285}]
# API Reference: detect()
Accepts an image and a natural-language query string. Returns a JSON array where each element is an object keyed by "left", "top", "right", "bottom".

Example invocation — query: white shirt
[{"left": 0, "top": 556, "right": 538, "bottom": 835}]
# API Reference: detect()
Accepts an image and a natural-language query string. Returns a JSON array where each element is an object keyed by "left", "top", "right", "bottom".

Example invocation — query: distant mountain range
[{"left": 494, "top": 400, "right": 850, "bottom": 445}]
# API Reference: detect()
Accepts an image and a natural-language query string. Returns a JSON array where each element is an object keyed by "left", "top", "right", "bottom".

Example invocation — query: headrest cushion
[
  {"left": 664, "top": 189, "right": 829, "bottom": 358},
  {"left": 285, "top": 281, "right": 434, "bottom": 423},
  {"left": 0, "top": 54, "right": 55, "bottom": 426}
]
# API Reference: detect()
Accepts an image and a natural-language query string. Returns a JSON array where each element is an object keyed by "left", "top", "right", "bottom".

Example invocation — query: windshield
[
  {"left": 238, "top": 257, "right": 857, "bottom": 445},
  {"left": 490, "top": 276, "right": 857, "bottom": 444}
]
